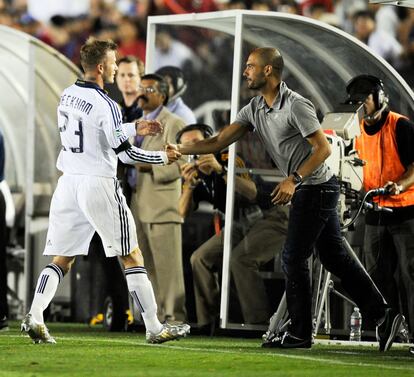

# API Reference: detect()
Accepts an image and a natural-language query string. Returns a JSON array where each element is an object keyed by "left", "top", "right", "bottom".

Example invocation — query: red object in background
[
  {"left": 300, "top": 0, "right": 333, "bottom": 14},
  {"left": 163, "top": 0, "right": 218, "bottom": 14},
  {"left": 213, "top": 212, "right": 221, "bottom": 235},
  {"left": 323, "top": 129, "right": 337, "bottom": 136},
  {"left": 118, "top": 39, "right": 146, "bottom": 62}
]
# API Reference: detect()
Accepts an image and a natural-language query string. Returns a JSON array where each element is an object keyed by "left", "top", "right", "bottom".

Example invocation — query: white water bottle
[{"left": 349, "top": 307, "right": 362, "bottom": 342}]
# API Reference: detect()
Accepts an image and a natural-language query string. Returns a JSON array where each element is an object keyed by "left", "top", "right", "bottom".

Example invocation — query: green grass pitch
[{"left": 0, "top": 322, "right": 413, "bottom": 377}]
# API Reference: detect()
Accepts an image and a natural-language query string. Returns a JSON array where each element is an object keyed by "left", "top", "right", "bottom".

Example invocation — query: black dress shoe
[{"left": 262, "top": 331, "right": 312, "bottom": 349}]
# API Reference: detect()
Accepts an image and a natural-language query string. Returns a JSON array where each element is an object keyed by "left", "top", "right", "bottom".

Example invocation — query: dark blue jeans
[{"left": 282, "top": 176, "right": 386, "bottom": 339}]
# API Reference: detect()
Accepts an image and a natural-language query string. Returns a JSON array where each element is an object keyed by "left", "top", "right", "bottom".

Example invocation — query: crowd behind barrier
[{"left": 2, "top": 0, "right": 414, "bottom": 103}]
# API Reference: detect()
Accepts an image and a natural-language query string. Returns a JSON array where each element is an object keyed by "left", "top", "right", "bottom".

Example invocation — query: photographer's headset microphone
[{"left": 363, "top": 97, "right": 389, "bottom": 122}]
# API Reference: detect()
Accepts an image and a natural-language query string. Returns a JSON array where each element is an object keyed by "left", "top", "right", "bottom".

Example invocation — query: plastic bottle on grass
[{"left": 349, "top": 307, "right": 362, "bottom": 342}]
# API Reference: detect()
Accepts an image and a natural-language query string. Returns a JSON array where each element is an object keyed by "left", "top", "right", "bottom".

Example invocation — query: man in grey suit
[{"left": 130, "top": 74, "right": 187, "bottom": 322}]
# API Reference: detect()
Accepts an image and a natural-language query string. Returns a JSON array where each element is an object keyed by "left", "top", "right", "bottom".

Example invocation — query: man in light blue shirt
[{"left": 156, "top": 66, "right": 197, "bottom": 125}]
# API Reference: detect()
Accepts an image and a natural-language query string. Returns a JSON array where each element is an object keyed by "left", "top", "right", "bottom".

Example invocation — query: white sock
[
  {"left": 125, "top": 267, "right": 163, "bottom": 334},
  {"left": 29, "top": 263, "right": 64, "bottom": 324}
]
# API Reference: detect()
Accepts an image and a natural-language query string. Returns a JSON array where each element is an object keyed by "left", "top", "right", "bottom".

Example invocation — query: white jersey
[{"left": 56, "top": 79, "right": 167, "bottom": 177}]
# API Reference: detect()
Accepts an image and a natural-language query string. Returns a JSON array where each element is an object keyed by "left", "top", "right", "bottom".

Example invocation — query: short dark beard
[{"left": 248, "top": 74, "right": 266, "bottom": 90}]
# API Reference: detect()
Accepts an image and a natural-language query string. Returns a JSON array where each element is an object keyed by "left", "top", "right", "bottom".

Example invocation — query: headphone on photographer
[
  {"left": 175, "top": 123, "right": 214, "bottom": 143},
  {"left": 346, "top": 75, "right": 389, "bottom": 120},
  {"left": 155, "top": 66, "right": 188, "bottom": 102}
]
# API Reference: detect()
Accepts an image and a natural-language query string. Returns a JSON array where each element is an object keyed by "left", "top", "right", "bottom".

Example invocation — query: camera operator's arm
[
  {"left": 387, "top": 117, "right": 414, "bottom": 195},
  {"left": 196, "top": 154, "right": 223, "bottom": 175},
  {"left": 178, "top": 162, "right": 201, "bottom": 218},
  {"left": 385, "top": 162, "right": 414, "bottom": 195},
  {"left": 227, "top": 175, "right": 257, "bottom": 202}
]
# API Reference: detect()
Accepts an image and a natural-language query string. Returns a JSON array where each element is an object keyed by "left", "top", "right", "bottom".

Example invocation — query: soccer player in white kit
[{"left": 21, "top": 38, "right": 190, "bottom": 344}]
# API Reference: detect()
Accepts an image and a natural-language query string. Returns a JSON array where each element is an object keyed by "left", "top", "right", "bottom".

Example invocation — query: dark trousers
[
  {"left": 282, "top": 176, "right": 387, "bottom": 339},
  {"left": 364, "top": 220, "right": 414, "bottom": 333},
  {"left": 0, "top": 191, "right": 8, "bottom": 319}
]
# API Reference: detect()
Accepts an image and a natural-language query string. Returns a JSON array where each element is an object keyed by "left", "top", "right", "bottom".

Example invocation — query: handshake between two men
[{"left": 135, "top": 119, "right": 182, "bottom": 164}]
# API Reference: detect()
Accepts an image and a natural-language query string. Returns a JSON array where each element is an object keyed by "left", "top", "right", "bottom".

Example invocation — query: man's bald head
[{"left": 251, "top": 47, "right": 284, "bottom": 79}]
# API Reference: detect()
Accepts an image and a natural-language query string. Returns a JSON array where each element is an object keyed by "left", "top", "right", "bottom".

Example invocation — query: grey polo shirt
[{"left": 235, "top": 81, "right": 332, "bottom": 186}]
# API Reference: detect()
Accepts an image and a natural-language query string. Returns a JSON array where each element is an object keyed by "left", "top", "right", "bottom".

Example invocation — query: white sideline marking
[{"left": 8, "top": 334, "right": 414, "bottom": 372}]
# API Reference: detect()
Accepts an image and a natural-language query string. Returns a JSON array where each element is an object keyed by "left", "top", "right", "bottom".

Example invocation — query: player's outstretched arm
[
  {"left": 166, "top": 123, "right": 248, "bottom": 156},
  {"left": 103, "top": 102, "right": 170, "bottom": 165},
  {"left": 117, "top": 144, "right": 169, "bottom": 165}
]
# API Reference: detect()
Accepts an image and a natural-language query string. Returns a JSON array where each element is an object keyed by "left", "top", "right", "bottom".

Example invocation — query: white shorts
[{"left": 44, "top": 174, "right": 138, "bottom": 257}]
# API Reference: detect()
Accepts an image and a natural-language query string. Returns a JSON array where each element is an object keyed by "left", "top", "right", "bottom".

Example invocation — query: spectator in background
[
  {"left": 307, "top": 2, "right": 328, "bottom": 20},
  {"left": 45, "top": 15, "right": 79, "bottom": 62},
  {"left": 299, "top": 0, "right": 333, "bottom": 15},
  {"left": 277, "top": 0, "right": 300, "bottom": 15},
  {"left": 133, "top": 0, "right": 159, "bottom": 24},
  {"left": 65, "top": 15, "right": 92, "bottom": 66},
  {"left": 222, "top": 0, "right": 247, "bottom": 10},
  {"left": 117, "top": 56, "right": 145, "bottom": 123},
  {"left": 155, "top": 65, "right": 197, "bottom": 125},
  {"left": 353, "top": 10, "right": 404, "bottom": 67},
  {"left": 117, "top": 55, "right": 145, "bottom": 115},
  {"left": 250, "top": 0, "right": 272, "bottom": 11},
  {"left": 89, "top": 1, "right": 123, "bottom": 42},
  {"left": 154, "top": 28, "right": 197, "bottom": 71},
  {"left": 160, "top": 0, "right": 218, "bottom": 14},
  {"left": 116, "top": 55, "right": 145, "bottom": 204},
  {"left": 398, "top": 8, "right": 414, "bottom": 87},
  {"left": 130, "top": 73, "right": 187, "bottom": 322},
  {"left": 333, "top": 0, "right": 366, "bottom": 33},
  {"left": 0, "top": 8, "right": 16, "bottom": 27},
  {"left": 117, "top": 16, "right": 146, "bottom": 62},
  {"left": 375, "top": 4, "right": 401, "bottom": 39}
]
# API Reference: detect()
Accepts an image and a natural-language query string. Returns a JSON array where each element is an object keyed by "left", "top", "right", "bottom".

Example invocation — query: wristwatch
[{"left": 292, "top": 171, "right": 303, "bottom": 185}]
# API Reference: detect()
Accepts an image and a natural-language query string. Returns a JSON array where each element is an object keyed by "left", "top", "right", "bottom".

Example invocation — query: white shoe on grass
[
  {"left": 146, "top": 323, "right": 190, "bottom": 344},
  {"left": 21, "top": 314, "right": 56, "bottom": 344}
]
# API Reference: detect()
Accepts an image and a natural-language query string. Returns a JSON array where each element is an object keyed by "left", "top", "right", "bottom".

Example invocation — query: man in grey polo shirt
[{"left": 168, "top": 47, "right": 402, "bottom": 351}]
